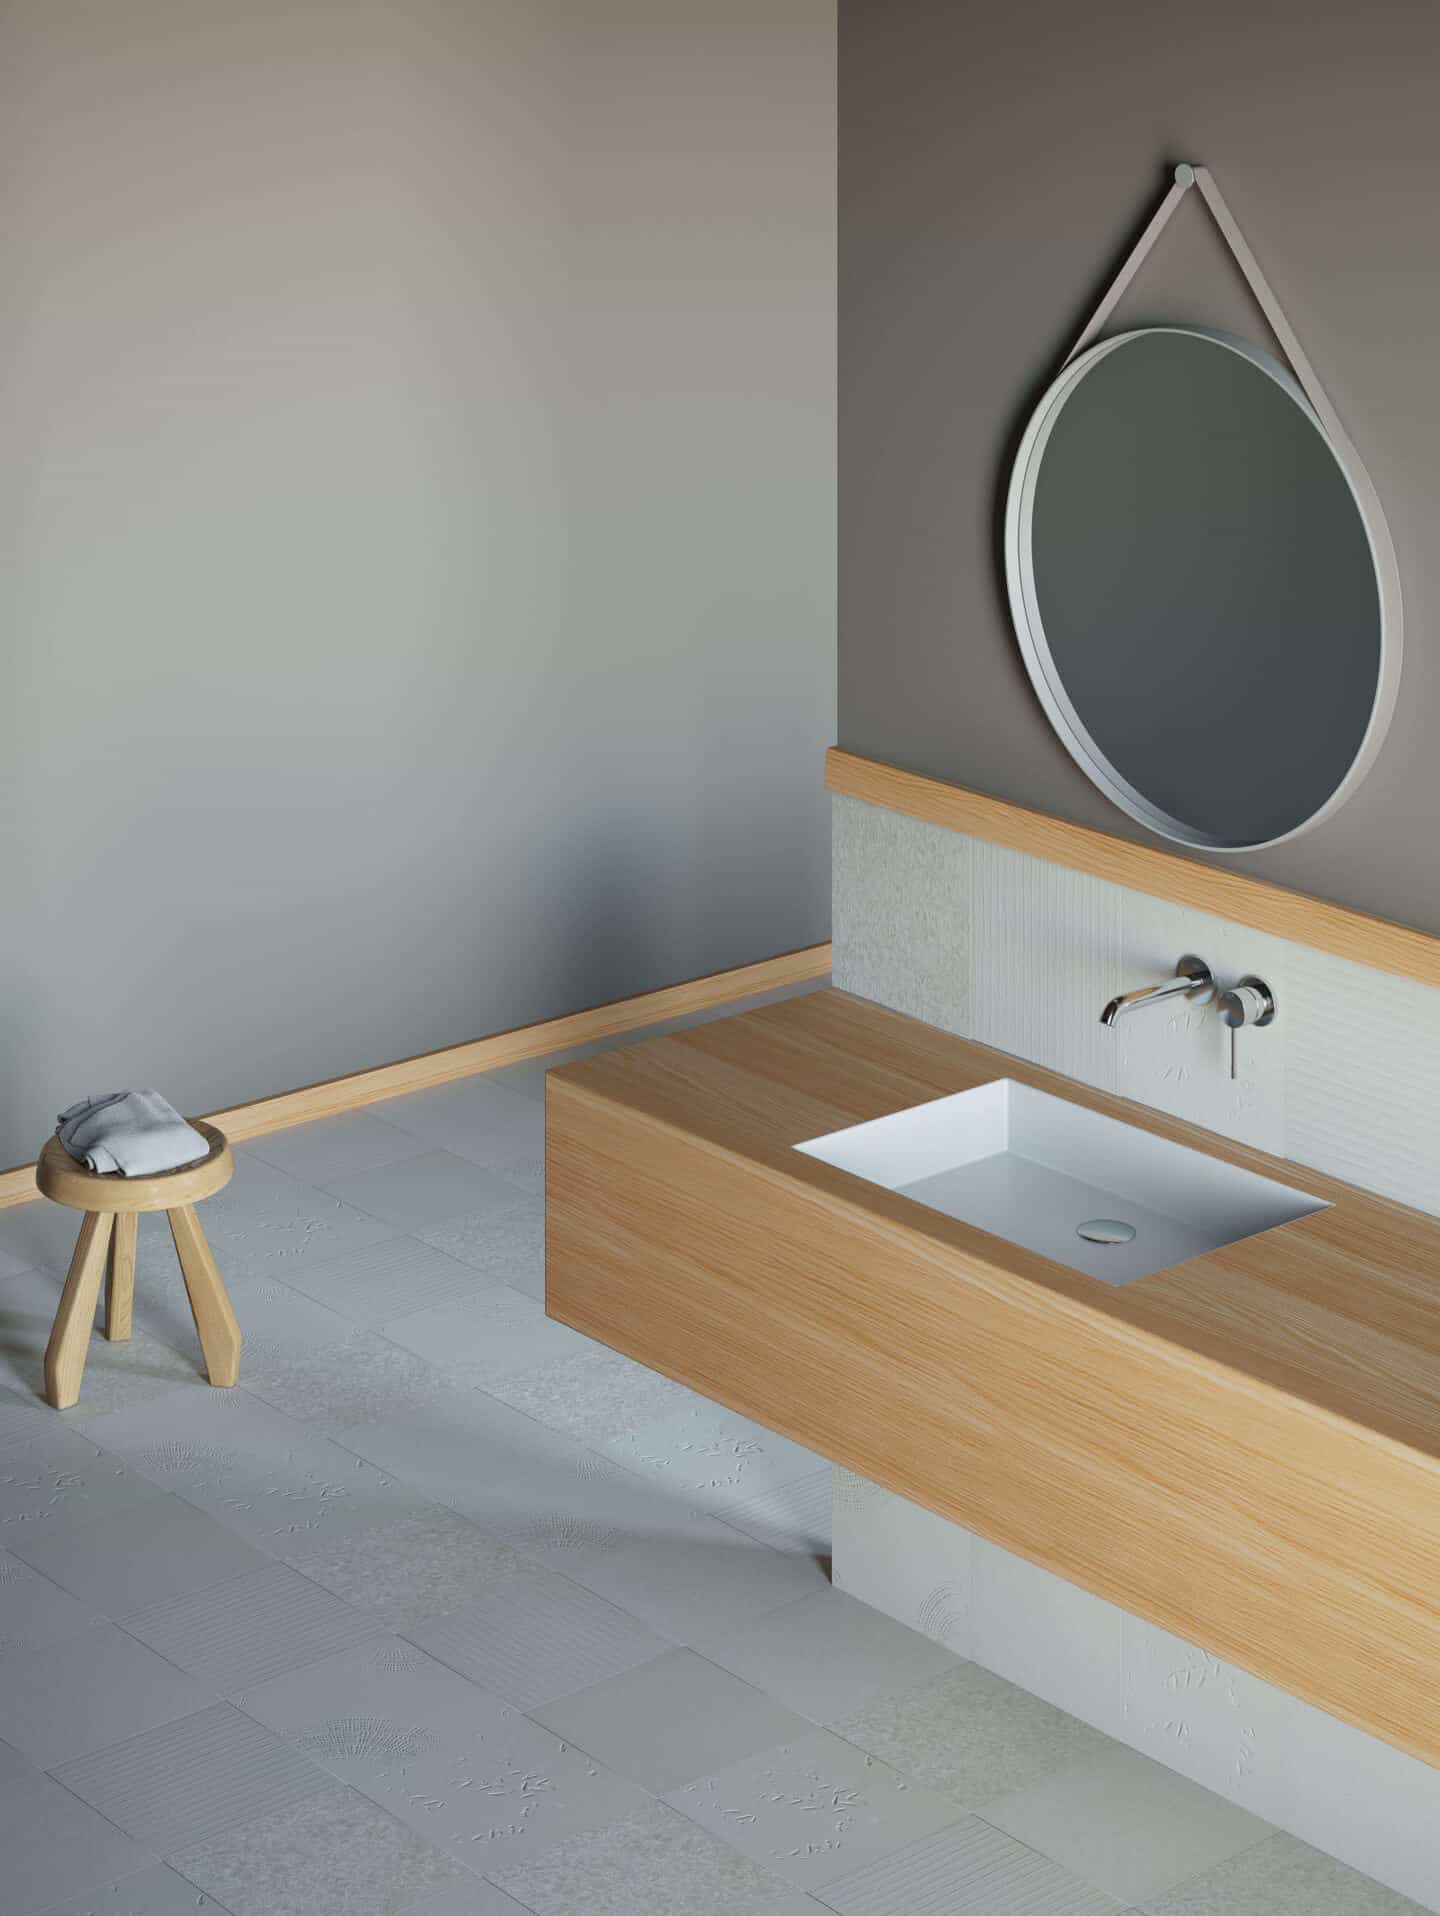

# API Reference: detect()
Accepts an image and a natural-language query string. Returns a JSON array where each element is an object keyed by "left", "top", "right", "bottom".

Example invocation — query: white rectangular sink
[{"left": 796, "top": 1079, "right": 1326, "bottom": 1284}]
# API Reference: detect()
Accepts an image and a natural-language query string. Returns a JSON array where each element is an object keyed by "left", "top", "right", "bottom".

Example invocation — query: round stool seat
[
  {"left": 37, "top": 1118, "right": 241, "bottom": 1411},
  {"left": 38, "top": 1120, "right": 233, "bottom": 1212}
]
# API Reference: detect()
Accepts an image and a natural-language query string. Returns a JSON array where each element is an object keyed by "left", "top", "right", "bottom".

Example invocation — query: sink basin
[{"left": 795, "top": 1079, "right": 1326, "bottom": 1284}]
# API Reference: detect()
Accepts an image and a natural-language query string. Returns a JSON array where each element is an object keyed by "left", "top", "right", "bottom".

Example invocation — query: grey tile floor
[{"left": 0, "top": 983, "right": 1423, "bottom": 1915}]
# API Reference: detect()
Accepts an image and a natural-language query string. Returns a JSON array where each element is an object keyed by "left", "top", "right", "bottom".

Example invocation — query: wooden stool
[{"left": 36, "top": 1120, "right": 241, "bottom": 1410}]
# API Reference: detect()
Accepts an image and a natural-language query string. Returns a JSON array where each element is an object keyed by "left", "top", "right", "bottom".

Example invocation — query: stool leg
[
  {"left": 44, "top": 1212, "right": 114, "bottom": 1410},
  {"left": 168, "top": 1204, "right": 241, "bottom": 1387},
  {"left": 105, "top": 1213, "right": 136, "bottom": 1342}
]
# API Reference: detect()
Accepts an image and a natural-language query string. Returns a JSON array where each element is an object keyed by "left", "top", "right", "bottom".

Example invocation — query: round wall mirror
[{"left": 1004, "top": 326, "right": 1401, "bottom": 851}]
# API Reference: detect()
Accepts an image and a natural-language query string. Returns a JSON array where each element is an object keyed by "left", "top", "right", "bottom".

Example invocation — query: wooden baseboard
[
  {"left": 0, "top": 943, "right": 831, "bottom": 1211},
  {"left": 827, "top": 746, "right": 1440, "bottom": 988}
]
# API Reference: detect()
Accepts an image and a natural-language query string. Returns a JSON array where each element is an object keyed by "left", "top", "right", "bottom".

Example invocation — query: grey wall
[
  {"left": 0, "top": 0, "right": 835, "bottom": 1170},
  {"left": 840, "top": 0, "right": 1440, "bottom": 929}
]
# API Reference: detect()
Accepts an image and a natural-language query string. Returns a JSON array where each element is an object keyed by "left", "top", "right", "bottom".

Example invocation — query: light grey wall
[
  {"left": 840, "top": 0, "right": 1440, "bottom": 929},
  {"left": 0, "top": 0, "right": 835, "bottom": 1170}
]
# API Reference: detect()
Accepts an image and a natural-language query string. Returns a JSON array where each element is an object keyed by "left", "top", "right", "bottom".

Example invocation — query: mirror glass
[{"left": 1005, "top": 327, "right": 1397, "bottom": 850}]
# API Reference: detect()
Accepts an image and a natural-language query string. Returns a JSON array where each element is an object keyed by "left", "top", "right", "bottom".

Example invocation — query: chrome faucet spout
[{"left": 1099, "top": 955, "right": 1215, "bottom": 1028}]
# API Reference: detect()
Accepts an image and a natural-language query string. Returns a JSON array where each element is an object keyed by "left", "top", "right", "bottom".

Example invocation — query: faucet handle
[{"left": 1217, "top": 975, "right": 1276, "bottom": 1082}]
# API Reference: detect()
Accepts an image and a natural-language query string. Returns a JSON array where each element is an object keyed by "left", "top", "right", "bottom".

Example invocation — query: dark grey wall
[
  {"left": 0, "top": 0, "right": 835, "bottom": 1171},
  {"left": 840, "top": 0, "right": 1439, "bottom": 927}
]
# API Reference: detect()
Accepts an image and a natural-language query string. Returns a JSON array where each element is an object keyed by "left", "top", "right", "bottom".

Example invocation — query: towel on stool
[{"left": 56, "top": 1091, "right": 209, "bottom": 1177}]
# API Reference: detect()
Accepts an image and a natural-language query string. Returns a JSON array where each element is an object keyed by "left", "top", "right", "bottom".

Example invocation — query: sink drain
[{"left": 1076, "top": 1217, "right": 1137, "bottom": 1245}]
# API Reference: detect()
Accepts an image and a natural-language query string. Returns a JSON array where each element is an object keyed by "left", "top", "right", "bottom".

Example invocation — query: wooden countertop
[{"left": 556, "top": 986, "right": 1440, "bottom": 1465}]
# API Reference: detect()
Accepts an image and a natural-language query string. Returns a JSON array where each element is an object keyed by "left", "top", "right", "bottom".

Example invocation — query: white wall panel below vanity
[{"left": 831, "top": 789, "right": 1440, "bottom": 1909}]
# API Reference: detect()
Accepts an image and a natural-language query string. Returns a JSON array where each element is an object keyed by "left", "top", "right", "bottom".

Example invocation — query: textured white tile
[
  {"left": 281, "top": 1508, "right": 530, "bottom": 1629},
  {"left": 601, "top": 1404, "right": 824, "bottom": 1517},
  {"left": 1286, "top": 945, "right": 1440, "bottom": 1214},
  {"left": 0, "top": 1740, "right": 153, "bottom": 1916},
  {"left": 396, "top": 1886, "right": 535, "bottom": 1916},
  {"left": 239, "top": 1330, "right": 465, "bottom": 1437},
  {"left": 0, "top": 1547, "right": 100, "bottom": 1652},
  {"left": 0, "top": 1424, "right": 163, "bottom": 1533},
  {"left": 407, "top": 1563, "right": 668, "bottom": 1709},
  {"left": 168, "top": 1778, "right": 472, "bottom": 1916},
  {"left": 369, "top": 1078, "right": 544, "bottom": 1192},
  {"left": 717, "top": 1467, "right": 832, "bottom": 1559},
  {"left": 121, "top": 1562, "right": 385, "bottom": 1689},
  {"left": 34, "top": 1863, "right": 235, "bottom": 1916},
  {"left": 0, "top": 1263, "right": 203, "bottom": 1417},
  {"left": 0, "top": 1622, "right": 217, "bottom": 1766},
  {"left": 1121, "top": 1614, "right": 1294, "bottom": 1821},
  {"left": 820, "top": 1815, "right": 1127, "bottom": 1915},
  {"left": 378, "top": 1278, "right": 596, "bottom": 1387},
  {"left": 0, "top": 1202, "right": 97, "bottom": 1278},
  {"left": 569, "top": 1528, "right": 828, "bottom": 1645},
  {"left": 984, "top": 1741, "right": 1269, "bottom": 1905},
  {"left": 482, "top": 1347, "right": 699, "bottom": 1446},
  {"left": 0, "top": 1380, "right": 65, "bottom": 1447},
  {"left": 414, "top": 1193, "right": 545, "bottom": 1298},
  {"left": 532, "top": 1646, "right": 810, "bottom": 1792},
  {"left": 971, "top": 843, "right": 1121, "bottom": 1092},
  {"left": 138, "top": 1272, "right": 355, "bottom": 1375},
  {"left": 1142, "top": 1828, "right": 1431, "bottom": 1915},
  {"left": 833, "top": 1662, "right": 1113, "bottom": 1809},
  {"left": 831, "top": 795, "right": 972, "bottom": 1031},
  {"left": 665, "top": 1726, "right": 962, "bottom": 1891},
  {"left": 76, "top": 1390, "right": 422, "bottom": 1554},
  {"left": 282, "top": 1236, "right": 494, "bottom": 1326},
  {"left": 240, "top": 1113, "right": 428, "bottom": 1185},
  {"left": 973, "top": 1536, "right": 1124, "bottom": 1737},
  {"left": 701, "top": 1588, "right": 957, "bottom": 1726},
  {"left": 490, "top": 1798, "right": 808, "bottom": 1916},
  {"left": 321, "top": 1151, "right": 519, "bottom": 1231},
  {"left": 53, "top": 1702, "right": 332, "bottom": 1851},
  {"left": 1114, "top": 895, "right": 1287, "bottom": 1154},
  {"left": 239, "top": 1635, "right": 649, "bottom": 1875},
  {"left": 831, "top": 1474, "right": 974, "bottom": 1657},
  {"left": 11, "top": 1491, "right": 271, "bottom": 1617}
]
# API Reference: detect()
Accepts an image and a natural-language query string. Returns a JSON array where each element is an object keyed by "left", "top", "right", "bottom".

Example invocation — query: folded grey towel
[{"left": 56, "top": 1091, "right": 210, "bottom": 1177}]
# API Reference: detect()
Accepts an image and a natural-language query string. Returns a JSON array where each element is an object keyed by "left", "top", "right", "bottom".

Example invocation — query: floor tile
[
  {"left": 77, "top": 1390, "right": 422, "bottom": 1553},
  {"left": 0, "top": 1622, "right": 216, "bottom": 1765},
  {"left": 0, "top": 1424, "right": 162, "bottom": 1532},
  {"left": 1140, "top": 1828, "right": 1429, "bottom": 1914},
  {"left": 702, "top": 1588, "right": 958, "bottom": 1725},
  {"left": 533, "top": 1646, "right": 810, "bottom": 1792},
  {"left": 818, "top": 1815, "right": 1127, "bottom": 1915},
  {"left": 322, "top": 1153, "right": 519, "bottom": 1232},
  {"left": 240, "top": 1330, "right": 463, "bottom": 1436},
  {"left": 379, "top": 1281, "right": 597, "bottom": 1389},
  {"left": 282, "top": 1238, "right": 491, "bottom": 1327},
  {"left": 0, "top": 1380, "right": 64, "bottom": 1446},
  {"left": 0, "top": 1547, "right": 101, "bottom": 1651},
  {"left": 407, "top": 1564, "right": 669, "bottom": 1709},
  {"left": 34, "top": 1863, "right": 236, "bottom": 1916},
  {"left": 490, "top": 1797, "right": 808, "bottom": 1916},
  {"left": 483, "top": 1348, "right": 701, "bottom": 1446},
  {"left": 414, "top": 1195, "right": 545, "bottom": 1299},
  {"left": 282, "top": 1508, "right": 530, "bottom": 1628},
  {"left": 0, "top": 1201, "right": 95, "bottom": 1277},
  {"left": 168, "top": 1778, "right": 473, "bottom": 1916},
  {"left": 833, "top": 1662, "right": 1115, "bottom": 1810},
  {"left": 53, "top": 1701, "right": 333, "bottom": 1851},
  {"left": 369, "top": 1079, "right": 544, "bottom": 1191},
  {"left": 238, "top": 1635, "right": 650, "bottom": 1875},
  {"left": 138, "top": 1273, "right": 354, "bottom": 1378},
  {"left": 0, "top": 1739, "right": 154, "bottom": 1916},
  {"left": 601, "top": 1403, "right": 825, "bottom": 1516},
  {"left": 11, "top": 1492, "right": 271, "bottom": 1617},
  {"left": 393, "top": 1885, "right": 535, "bottom": 1916},
  {"left": 241, "top": 1114, "right": 429, "bottom": 1186},
  {"left": 984, "top": 1741, "right": 1270, "bottom": 1905},
  {"left": 717, "top": 1467, "right": 833, "bottom": 1560},
  {"left": 121, "top": 1561, "right": 385, "bottom": 1688},
  {"left": 570, "top": 1527, "right": 828, "bottom": 1643},
  {"left": 665, "top": 1726, "right": 962, "bottom": 1891}
]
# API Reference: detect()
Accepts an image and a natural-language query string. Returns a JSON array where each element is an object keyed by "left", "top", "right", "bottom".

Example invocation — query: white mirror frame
[{"left": 1004, "top": 323, "right": 1403, "bottom": 852}]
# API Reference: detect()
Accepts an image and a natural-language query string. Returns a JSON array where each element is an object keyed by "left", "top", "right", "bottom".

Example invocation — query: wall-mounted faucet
[{"left": 1099, "top": 954, "right": 1215, "bottom": 1028}]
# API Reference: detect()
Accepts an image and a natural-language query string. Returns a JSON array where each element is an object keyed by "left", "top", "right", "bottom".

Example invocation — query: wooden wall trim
[
  {"left": 0, "top": 942, "right": 831, "bottom": 1211},
  {"left": 827, "top": 746, "right": 1440, "bottom": 989}
]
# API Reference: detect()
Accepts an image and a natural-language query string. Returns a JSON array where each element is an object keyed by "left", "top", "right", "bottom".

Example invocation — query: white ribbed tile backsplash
[{"left": 833, "top": 791, "right": 1440, "bottom": 1214}]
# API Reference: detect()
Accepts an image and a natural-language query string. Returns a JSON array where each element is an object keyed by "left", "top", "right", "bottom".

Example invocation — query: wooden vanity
[{"left": 545, "top": 987, "right": 1440, "bottom": 1767}]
